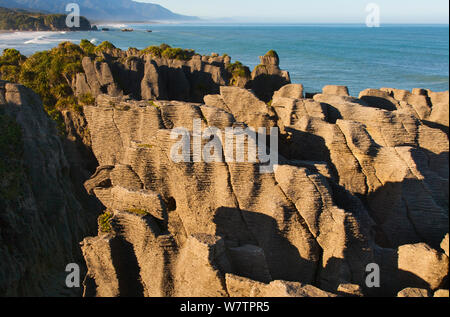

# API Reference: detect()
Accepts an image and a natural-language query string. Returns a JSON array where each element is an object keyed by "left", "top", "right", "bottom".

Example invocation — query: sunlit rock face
[{"left": 80, "top": 82, "right": 448, "bottom": 297}]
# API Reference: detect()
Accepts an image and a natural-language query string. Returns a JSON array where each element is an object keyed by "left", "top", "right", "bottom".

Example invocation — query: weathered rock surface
[
  {"left": 73, "top": 50, "right": 290, "bottom": 105},
  {"left": 80, "top": 81, "right": 448, "bottom": 297},
  {"left": 360, "top": 88, "right": 449, "bottom": 129},
  {"left": 250, "top": 51, "right": 291, "bottom": 102},
  {"left": 283, "top": 89, "right": 449, "bottom": 250},
  {"left": 337, "top": 283, "right": 364, "bottom": 297},
  {"left": 397, "top": 288, "right": 430, "bottom": 297},
  {"left": 322, "top": 85, "right": 349, "bottom": 97},
  {"left": 2, "top": 47, "right": 448, "bottom": 298},
  {"left": 434, "top": 289, "right": 449, "bottom": 297},
  {"left": 0, "top": 81, "right": 99, "bottom": 296},
  {"left": 273, "top": 84, "right": 304, "bottom": 100},
  {"left": 397, "top": 243, "right": 448, "bottom": 290},
  {"left": 441, "top": 233, "right": 449, "bottom": 257}
]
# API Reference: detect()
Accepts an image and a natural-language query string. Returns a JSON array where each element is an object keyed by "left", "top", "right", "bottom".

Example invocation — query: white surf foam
[{"left": 98, "top": 23, "right": 129, "bottom": 29}]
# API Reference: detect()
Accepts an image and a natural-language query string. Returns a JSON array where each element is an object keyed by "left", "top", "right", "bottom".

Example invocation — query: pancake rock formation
[
  {"left": 80, "top": 82, "right": 449, "bottom": 297},
  {"left": 0, "top": 48, "right": 448, "bottom": 297}
]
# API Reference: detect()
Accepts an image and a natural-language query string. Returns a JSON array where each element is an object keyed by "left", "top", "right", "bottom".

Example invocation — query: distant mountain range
[{"left": 0, "top": 0, "right": 198, "bottom": 21}]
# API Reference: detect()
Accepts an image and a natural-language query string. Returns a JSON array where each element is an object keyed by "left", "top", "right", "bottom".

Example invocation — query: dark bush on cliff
[
  {"left": 0, "top": 42, "right": 89, "bottom": 134},
  {"left": 226, "top": 61, "right": 251, "bottom": 86},
  {"left": 142, "top": 43, "right": 196, "bottom": 61},
  {"left": 0, "top": 48, "right": 26, "bottom": 82}
]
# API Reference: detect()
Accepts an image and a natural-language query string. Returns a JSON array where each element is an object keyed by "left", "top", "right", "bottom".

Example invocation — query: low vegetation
[
  {"left": 142, "top": 43, "right": 196, "bottom": 61},
  {"left": 98, "top": 211, "right": 113, "bottom": 233},
  {"left": 80, "top": 39, "right": 96, "bottom": 55},
  {"left": 0, "top": 40, "right": 253, "bottom": 134},
  {"left": 265, "top": 50, "right": 279, "bottom": 59},
  {"left": 137, "top": 144, "right": 153, "bottom": 149},
  {"left": 148, "top": 100, "right": 159, "bottom": 109},
  {"left": 126, "top": 208, "right": 148, "bottom": 216},
  {"left": 0, "top": 48, "right": 26, "bottom": 82},
  {"left": 0, "top": 112, "right": 25, "bottom": 202},
  {"left": 78, "top": 93, "right": 96, "bottom": 106},
  {"left": 0, "top": 42, "right": 91, "bottom": 134},
  {"left": 226, "top": 61, "right": 251, "bottom": 85},
  {"left": 94, "top": 41, "right": 116, "bottom": 54}
]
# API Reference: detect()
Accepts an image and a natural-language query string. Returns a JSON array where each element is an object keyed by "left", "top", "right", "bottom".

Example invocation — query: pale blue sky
[{"left": 135, "top": 0, "right": 449, "bottom": 23}]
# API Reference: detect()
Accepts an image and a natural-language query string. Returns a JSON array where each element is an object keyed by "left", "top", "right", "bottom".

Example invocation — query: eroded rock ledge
[
  {"left": 72, "top": 46, "right": 291, "bottom": 105},
  {"left": 80, "top": 83, "right": 449, "bottom": 297}
]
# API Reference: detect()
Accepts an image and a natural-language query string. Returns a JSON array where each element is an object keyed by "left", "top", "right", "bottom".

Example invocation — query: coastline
[{"left": 1, "top": 24, "right": 448, "bottom": 94}]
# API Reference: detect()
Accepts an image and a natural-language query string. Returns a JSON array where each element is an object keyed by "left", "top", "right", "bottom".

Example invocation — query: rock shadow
[
  {"left": 214, "top": 207, "right": 319, "bottom": 285},
  {"left": 109, "top": 236, "right": 144, "bottom": 297}
]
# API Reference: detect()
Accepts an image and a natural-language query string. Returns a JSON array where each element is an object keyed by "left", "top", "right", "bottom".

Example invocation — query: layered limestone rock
[
  {"left": 397, "top": 288, "right": 430, "bottom": 297},
  {"left": 73, "top": 49, "right": 290, "bottom": 105},
  {"left": 434, "top": 289, "right": 449, "bottom": 297},
  {"left": 274, "top": 89, "right": 449, "bottom": 250},
  {"left": 0, "top": 81, "right": 99, "bottom": 296},
  {"left": 397, "top": 243, "right": 448, "bottom": 290},
  {"left": 360, "top": 88, "right": 449, "bottom": 128},
  {"left": 2, "top": 43, "right": 448, "bottom": 298},
  {"left": 322, "top": 85, "right": 350, "bottom": 97},
  {"left": 80, "top": 82, "right": 448, "bottom": 297},
  {"left": 251, "top": 51, "right": 291, "bottom": 102},
  {"left": 74, "top": 53, "right": 231, "bottom": 103},
  {"left": 273, "top": 84, "right": 304, "bottom": 100}
]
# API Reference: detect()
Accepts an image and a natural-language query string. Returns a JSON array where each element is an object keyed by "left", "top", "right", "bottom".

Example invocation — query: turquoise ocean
[{"left": 0, "top": 23, "right": 448, "bottom": 96}]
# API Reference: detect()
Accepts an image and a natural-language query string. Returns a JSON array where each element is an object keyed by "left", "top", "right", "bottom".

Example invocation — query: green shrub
[
  {"left": 55, "top": 95, "right": 80, "bottom": 112},
  {"left": 0, "top": 42, "right": 89, "bottom": 132},
  {"left": 127, "top": 208, "right": 148, "bottom": 216},
  {"left": 98, "top": 211, "right": 113, "bottom": 233},
  {"left": 142, "top": 44, "right": 196, "bottom": 61},
  {"left": 0, "top": 48, "right": 26, "bottom": 66},
  {"left": 137, "top": 144, "right": 153, "bottom": 149},
  {"left": 45, "top": 107, "right": 67, "bottom": 136},
  {"left": 227, "top": 61, "right": 251, "bottom": 79},
  {"left": 148, "top": 100, "right": 159, "bottom": 109},
  {"left": 162, "top": 47, "right": 195, "bottom": 61},
  {"left": 19, "top": 51, "right": 55, "bottom": 106},
  {"left": 0, "top": 48, "right": 26, "bottom": 82},
  {"left": 255, "top": 64, "right": 267, "bottom": 71},
  {"left": 265, "top": 50, "right": 279, "bottom": 59},
  {"left": 226, "top": 61, "right": 251, "bottom": 86},
  {"left": 0, "top": 64, "right": 22, "bottom": 82},
  {"left": 159, "top": 43, "right": 171, "bottom": 51},
  {"left": 201, "top": 113, "right": 208, "bottom": 124},
  {"left": 78, "top": 93, "right": 96, "bottom": 106},
  {"left": 141, "top": 45, "right": 163, "bottom": 57},
  {"left": 80, "top": 39, "right": 96, "bottom": 55},
  {"left": 94, "top": 41, "right": 116, "bottom": 54}
]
